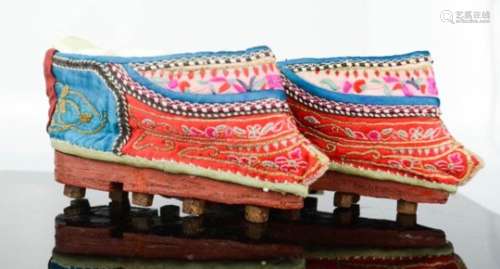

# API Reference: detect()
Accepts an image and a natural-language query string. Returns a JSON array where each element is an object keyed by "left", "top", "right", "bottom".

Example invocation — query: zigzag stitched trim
[
  {"left": 287, "top": 56, "right": 433, "bottom": 73},
  {"left": 132, "top": 49, "right": 275, "bottom": 71},
  {"left": 110, "top": 63, "right": 289, "bottom": 118},
  {"left": 283, "top": 77, "right": 441, "bottom": 118},
  {"left": 53, "top": 55, "right": 289, "bottom": 119}
]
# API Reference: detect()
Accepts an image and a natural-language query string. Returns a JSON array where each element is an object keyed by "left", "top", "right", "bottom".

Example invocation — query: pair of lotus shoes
[{"left": 44, "top": 37, "right": 482, "bottom": 222}]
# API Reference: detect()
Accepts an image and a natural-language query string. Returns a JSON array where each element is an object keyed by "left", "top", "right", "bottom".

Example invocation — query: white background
[{"left": 0, "top": 0, "right": 499, "bottom": 213}]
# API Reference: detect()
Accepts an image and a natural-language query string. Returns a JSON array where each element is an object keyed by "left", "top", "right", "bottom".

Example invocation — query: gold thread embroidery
[
  {"left": 177, "top": 144, "right": 324, "bottom": 181},
  {"left": 131, "top": 132, "right": 175, "bottom": 152},
  {"left": 49, "top": 85, "right": 108, "bottom": 135},
  {"left": 341, "top": 158, "right": 460, "bottom": 183},
  {"left": 128, "top": 114, "right": 300, "bottom": 148},
  {"left": 303, "top": 129, "right": 454, "bottom": 151}
]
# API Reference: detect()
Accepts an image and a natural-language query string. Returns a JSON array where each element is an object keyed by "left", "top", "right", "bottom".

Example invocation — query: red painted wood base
[
  {"left": 55, "top": 203, "right": 302, "bottom": 261},
  {"left": 54, "top": 151, "right": 303, "bottom": 210},
  {"left": 311, "top": 171, "right": 449, "bottom": 204},
  {"left": 55, "top": 224, "right": 301, "bottom": 260},
  {"left": 54, "top": 203, "right": 448, "bottom": 261}
]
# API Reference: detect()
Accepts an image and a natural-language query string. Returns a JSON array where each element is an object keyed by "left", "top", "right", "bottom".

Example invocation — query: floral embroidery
[
  {"left": 337, "top": 126, "right": 441, "bottom": 142},
  {"left": 273, "top": 148, "right": 308, "bottom": 173},
  {"left": 304, "top": 116, "right": 320, "bottom": 125},
  {"left": 353, "top": 79, "right": 366, "bottom": 93},
  {"left": 137, "top": 63, "right": 283, "bottom": 95},
  {"left": 122, "top": 96, "right": 328, "bottom": 187},
  {"left": 342, "top": 81, "right": 352, "bottom": 93},
  {"left": 180, "top": 120, "right": 288, "bottom": 139},
  {"left": 266, "top": 74, "right": 282, "bottom": 89},
  {"left": 367, "top": 130, "right": 381, "bottom": 141},
  {"left": 295, "top": 64, "right": 438, "bottom": 97},
  {"left": 282, "top": 51, "right": 482, "bottom": 190},
  {"left": 288, "top": 99, "right": 483, "bottom": 189},
  {"left": 434, "top": 152, "right": 465, "bottom": 174},
  {"left": 427, "top": 77, "right": 438, "bottom": 95},
  {"left": 227, "top": 155, "right": 258, "bottom": 167},
  {"left": 388, "top": 159, "right": 417, "bottom": 169},
  {"left": 319, "top": 78, "right": 339, "bottom": 91}
]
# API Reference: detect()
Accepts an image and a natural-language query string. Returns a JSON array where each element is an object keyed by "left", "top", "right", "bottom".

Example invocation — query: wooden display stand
[
  {"left": 55, "top": 151, "right": 303, "bottom": 223},
  {"left": 55, "top": 200, "right": 302, "bottom": 261},
  {"left": 53, "top": 199, "right": 463, "bottom": 269},
  {"left": 311, "top": 170, "right": 450, "bottom": 215}
]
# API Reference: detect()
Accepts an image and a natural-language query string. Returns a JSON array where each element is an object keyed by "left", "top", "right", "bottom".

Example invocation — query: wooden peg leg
[
  {"left": 333, "top": 208, "right": 355, "bottom": 225},
  {"left": 64, "top": 185, "right": 86, "bottom": 199},
  {"left": 108, "top": 183, "right": 130, "bottom": 213},
  {"left": 182, "top": 217, "right": 204, "bottom": 236},
  {"left": 161, "top": 205, "right": 180, "bottom": 222},
  {"left": 244, "top": 222, "right": 267, "bottom": 240},
  {"left": 397, "top": 200, "right": 418, "bottom": 215},
  {"left": 109, "top": 183, "right": 128, "bottom": 203},
  {"left": 64, "top": 198, "right": 90, "bottom": 216},
  {"left": 182, "top": 199, "right": 205, "bottom": 216},
  {"left": 245, "top": 205, "right": 269, "bottom": 223},
  {"left": 397, "top": 213, "right": 417, "bottom": 227},
  {"left": 304, "top": 197, "right": 318, "bottom": 212},
  {"left": 132, "top": 192, "right": 154, "bottom": 207},
  {"left": 334, "top": 192, "right": 356, "bottom": 208},
  {"left": 352, "top": 194, "right": 361, "bottom": 204}
]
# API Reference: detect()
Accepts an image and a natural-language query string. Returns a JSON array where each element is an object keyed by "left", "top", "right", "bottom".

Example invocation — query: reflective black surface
[{"left": 1, "top": 171, "right": 500, "bottom": 268}]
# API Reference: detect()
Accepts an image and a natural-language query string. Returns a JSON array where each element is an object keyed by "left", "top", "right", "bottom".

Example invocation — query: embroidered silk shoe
[
  {"left": 44, "top": 38, "right": 329, "bottom": 223},
  {"left": 278, "top": 51, "right": 483, "bottom": 213}
]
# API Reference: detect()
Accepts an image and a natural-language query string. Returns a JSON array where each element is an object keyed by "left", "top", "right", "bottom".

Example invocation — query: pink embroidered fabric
[{"left": 132, "top": 49, "right": 283, "bottom": 94}]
